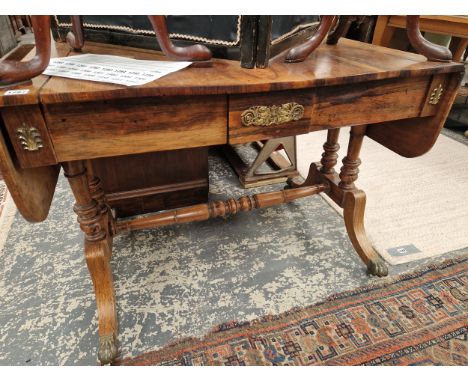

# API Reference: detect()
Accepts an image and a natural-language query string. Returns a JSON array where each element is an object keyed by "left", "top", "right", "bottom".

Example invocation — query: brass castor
[
  {"left": 98, "top": 333, "right": 118, "bottom": 365},
  {"left": 367, "top": 260, "right": 389, "bottom": 277}
]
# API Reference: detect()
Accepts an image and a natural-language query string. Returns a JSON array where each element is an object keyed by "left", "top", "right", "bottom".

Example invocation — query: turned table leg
[
  {"left": 63, "top": 160, "right": 118, "bottom": 364},
  {"left": 86, "top": 160, "right": 113, "bottom": 233},
  {"left": 320, "top": 128, "right": 340, "bottom": 174},
  {"left": 286, "top": 129, "right": 341, "bottom": 189},
  {"left": 339, "top": 126, "right": 388, "bottom": 276}
]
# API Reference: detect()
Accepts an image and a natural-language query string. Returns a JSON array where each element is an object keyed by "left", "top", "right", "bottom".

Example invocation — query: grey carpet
[{"left": 0, "top": 147, "right": 466, "bottom": 365}]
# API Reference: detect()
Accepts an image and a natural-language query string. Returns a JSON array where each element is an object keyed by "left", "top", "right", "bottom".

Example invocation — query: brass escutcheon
[
  {"left": 16, "top": 123, "right": 43, "bottom": 152},
  {"left": 428, "top": 84, "right": 443, "bottom": 105},
  {"left": 241, "top": 102, "right": 304, "bottom": 126}
]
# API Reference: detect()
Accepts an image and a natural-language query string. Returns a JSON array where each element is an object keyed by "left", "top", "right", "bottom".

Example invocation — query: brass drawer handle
[
  {"left": 241, "top": 102, "right": 304, "bottom": 127},
  {"left": 16, "top": 123, "right": 44, "bottom": 152}
]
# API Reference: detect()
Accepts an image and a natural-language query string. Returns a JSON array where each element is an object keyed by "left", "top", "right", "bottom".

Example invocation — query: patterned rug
[{"left": 116, "top": 257, "right": 468, "bottom": 365}]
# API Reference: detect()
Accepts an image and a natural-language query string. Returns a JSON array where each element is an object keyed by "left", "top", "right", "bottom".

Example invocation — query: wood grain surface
[
  {"left": 91, "top": 148, "right": 209, "bottom": 217},
  {"left": 366, "top": 71, "right": 464, "bottom": 157},
  {"left": 43, "top": 95, "right": 227, "bottom": 161},
  {"left": 0, "top": 117, "right": 59, "bottom": 222},
  {"left": 229, "top": 75, "right": 435, "bottom": 144},
  {"left": 1, "top": 104, "right": 58, "bottom": 167},
  {"left": 34, "top": 39, "right": 463, "bottom": 104},
  {"left": 0, "top": 40, "right": 69, "bottom": 107}
]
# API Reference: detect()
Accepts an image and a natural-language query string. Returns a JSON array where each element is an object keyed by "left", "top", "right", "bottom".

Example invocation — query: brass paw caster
[
  {"left": 367, "top": 260, "right": 389, "bottom": 277},
  {"left": 98, "top": 333, "right": 118, "bottom": 365}
]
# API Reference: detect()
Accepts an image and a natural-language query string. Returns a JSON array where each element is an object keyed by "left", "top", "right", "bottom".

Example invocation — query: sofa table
[{"left": 0, "top": 37, "right": 464, "bottom": 364}]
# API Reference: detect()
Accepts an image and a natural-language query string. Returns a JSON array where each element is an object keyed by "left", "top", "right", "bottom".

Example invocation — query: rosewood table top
[{"left": 1, "top": 38, "right": 462, "bottom": 107}]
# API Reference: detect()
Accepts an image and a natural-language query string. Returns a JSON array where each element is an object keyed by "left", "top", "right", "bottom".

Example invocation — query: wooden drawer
[
  {"left": 1, "top": 105, "right": 58, "bottom": 168},
  {"left": 228, "top": 75, "right": 436, "bottom": 144},
  {"left": 229, "top": 90, "right": 313, "bottom": 144},
  {"left": 44, "top": 95, "right": 228, "bottom": 162}
]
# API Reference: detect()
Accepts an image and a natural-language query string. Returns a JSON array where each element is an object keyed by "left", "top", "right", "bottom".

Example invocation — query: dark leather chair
[{"left": 52, "top": 15, "right": 320, "bottom": 68}]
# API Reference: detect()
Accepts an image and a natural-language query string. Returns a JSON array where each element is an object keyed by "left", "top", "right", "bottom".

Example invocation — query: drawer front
[
  {"left": 44, "top": 95, "right": 228, "bottom": 162},
  {"left": 228, "top": 76, "right": 434, "bottom": 144},
  {"left": 229, "top": 90, "right": 313, "bottom": 144},
  {"left": 1, "top": 105, "right": 58, "bottom": 168}
]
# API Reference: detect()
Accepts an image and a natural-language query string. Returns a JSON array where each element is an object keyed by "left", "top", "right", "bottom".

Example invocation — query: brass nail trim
[
  {"left": 429, "top": 84, "right": 443, "bottom": 105},
  {"left": 16, "top": 123, "right": 43, "bottom": 152},
  {"left": 241, "top": 102, "right": 305, "bottom": 127}
]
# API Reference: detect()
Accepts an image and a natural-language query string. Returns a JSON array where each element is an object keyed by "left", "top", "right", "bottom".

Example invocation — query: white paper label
[
  {"left": 43, "top": 54, "right": 192, "bottom": 87},
  {"left": 4, "top": 89, "right": 30, "bottom": 95}
]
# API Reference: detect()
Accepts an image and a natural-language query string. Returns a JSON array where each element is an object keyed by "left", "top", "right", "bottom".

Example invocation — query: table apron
[
  {"left": 2, "top": 73, "right": 450, "bottom": 164},
  {"left": 42, "top": 95, "right": 228, "bottom": 162},
  {"left": 228, "top": 75, "right": 440, "bottom": 144}
]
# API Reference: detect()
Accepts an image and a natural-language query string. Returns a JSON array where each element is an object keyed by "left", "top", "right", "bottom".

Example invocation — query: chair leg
[
  {"left": 327, "top": 16, "right": 354, "bottom": 45},
  {"left": 406, "top": 16, "right": 452, "bottom": 62},
  {"left": 285, "top": 16, "right": 335, "bottom": 63},
  {"left": 0, "top": 16, "right": 51, "bottom": 86},
  {"left": 67, "top": 15, "right": 84, "bottom": 51},
  {"left": 147, "top": 16, "right": 212, "bottom": 61}
]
